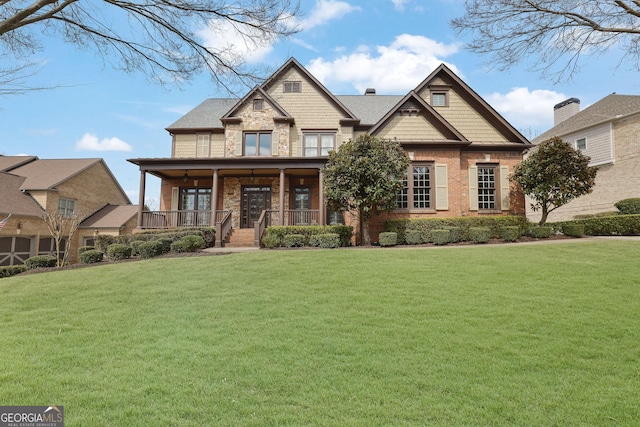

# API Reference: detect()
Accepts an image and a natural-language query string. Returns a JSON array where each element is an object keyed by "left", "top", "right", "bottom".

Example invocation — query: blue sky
[{"left": 2, "top": 0, "right": 639, "bottom": 207}]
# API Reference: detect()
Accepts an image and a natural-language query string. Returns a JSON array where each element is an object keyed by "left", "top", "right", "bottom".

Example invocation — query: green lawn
[{"left": 1, "top": 241, "right": 639, "bottom": 426}]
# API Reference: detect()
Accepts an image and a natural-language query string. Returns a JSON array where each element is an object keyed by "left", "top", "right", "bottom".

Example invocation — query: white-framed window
[
  {"left": 397, "top": 164, "right": 433, "bottom": 209},
  {"left": 303, "top": 132, "right": 335, "bottom": 156},
  {"left": 244, "top": 132, "right": 272, "bottom": 156},
  {"left": 58, "top": 198, "right": 76, "bottom": 217},
  {"left": 431, "top": 93, "right": 448, "bottom": 107},
  {"left": 469, "top": 164, "right": 510, "bottom": 212},
  {"left": 284, "top": 81, "right": 301, "bottom": 93},
  {"left": 576, "top": 137, "right": 587, "bottom": 150},
  {"left": 477, "top": 166, "right": 497, "bottom": 210},
  {"left": 196, "top": 134, "right": 210, "bottom": 157}
]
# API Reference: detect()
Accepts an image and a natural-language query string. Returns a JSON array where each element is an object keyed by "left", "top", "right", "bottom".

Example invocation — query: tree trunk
[
  {"left": 538, "top": 206, "right": 549, "bottom": 226},
  {"left": 361, "top": 218, "right": 371, "bottom": 246}
]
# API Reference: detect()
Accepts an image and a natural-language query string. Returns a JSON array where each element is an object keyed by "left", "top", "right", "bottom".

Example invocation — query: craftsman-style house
[{"left": 128, "top": 58, "right": 531, "bottom": 246}]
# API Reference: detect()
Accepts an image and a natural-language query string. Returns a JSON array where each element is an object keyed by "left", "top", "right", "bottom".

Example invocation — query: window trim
[
  {"left": 576, "top": 137, "right": 587, "bottom": 150},
  {"left": 243, "top": 131, "right": 273, "bottom": 156},
  {"left": 396, "top": 162, "right": 435, "bottom": 211},
  {"left": 476, "top": 164, "right": 500, "bottom": 212},
  {"left": 283, "top": 81, "right": 301, "bottom": 93},
  {"left": 303, "top": 131, "right": 336, "bottom": 157},
  {"left": 58, "top": 197, "right": 76, "bottom": 217}
]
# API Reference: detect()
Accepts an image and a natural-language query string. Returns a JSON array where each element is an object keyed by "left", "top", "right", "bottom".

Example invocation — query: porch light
[{"left": 183, "top": 170, "right": 188, "bottom": 183}]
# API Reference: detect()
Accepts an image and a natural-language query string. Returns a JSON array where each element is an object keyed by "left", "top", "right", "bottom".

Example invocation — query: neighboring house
[
  {"left": 530, "top": 95, "right": 640, "bottom": 222},
  {"left": 128, "top": 58, "right": 531, "bottom": 246},
  {"left": 0, "top": 156, "right": 134, "bottom": 265}
]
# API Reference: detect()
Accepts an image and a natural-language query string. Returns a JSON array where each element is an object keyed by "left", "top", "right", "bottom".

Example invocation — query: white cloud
[
  {"left": 299, "top": 0, "right": 361, "bottom": 31},
  {"left": 485, "top": 87, "right": 567, "bottom": 130},
  {"left": 197, "top": 19, "right": 277, "bottom": 65},
  {"left": 75, "top": 133, "right": 133, "bottom": 152},
  {"left": 391, "top": 0, "right": 410, "bottom": 11},
  {"left": 307, "top": 34, "right": 461, "bottom": 93}
]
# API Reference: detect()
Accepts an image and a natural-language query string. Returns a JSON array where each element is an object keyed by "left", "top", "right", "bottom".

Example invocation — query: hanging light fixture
[{"left": 183, "top": 170, "right": 188, "bottom": 183}]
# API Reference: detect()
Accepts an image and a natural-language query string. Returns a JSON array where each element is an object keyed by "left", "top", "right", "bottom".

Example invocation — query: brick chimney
[{"left": 553, "top": 98, "right": 580, "bottom": 125}]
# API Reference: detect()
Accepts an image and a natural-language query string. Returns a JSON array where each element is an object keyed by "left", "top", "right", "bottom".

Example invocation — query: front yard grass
[{"left": 1, "top": 241, "right": 639, "bottom": 426}]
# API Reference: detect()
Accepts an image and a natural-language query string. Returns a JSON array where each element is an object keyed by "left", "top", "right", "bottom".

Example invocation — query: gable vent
[{"left": 364, "top": 88, "right": 376, "bottom": 95}]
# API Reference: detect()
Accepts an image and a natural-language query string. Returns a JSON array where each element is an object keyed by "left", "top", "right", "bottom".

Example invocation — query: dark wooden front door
[{"left": 241, "top": 186, "right": 271, "bottom": 228}]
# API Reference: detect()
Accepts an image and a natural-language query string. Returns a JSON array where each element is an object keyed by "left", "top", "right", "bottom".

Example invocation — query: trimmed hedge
[
  {"left": 500, "top": 226, "right": 521, "bottom": 242},
  {"left": 79, "top": 250, "right": 104, "bottom": 264},
  {"left": 562, "top": 224, "right": 585, "bottom": 237},
  {"left": 469, "top": 227, "right": 491, "bottom": 243},
  {"left": 283, "top": 234, "right": 306, "bottom": 248},
  {"left": 261, "top": 233, "right": 281, "bottom": 249},
  {"left": 442, "top": 226, "right": 461, "bottom": 243},
  {"left": 178, "top": 235, "right": 205, "bottom": 252},
  {"left": 615, "top": 198, "right": 640, "bottom": 215},
  {"left": 309, "top": 233, "right": 341, "bottom": 248},
  {"left": 431, "top": 229, "right": 450, "bottom": 245},
  {"left": 262, "top": 225, "right": 353, "bottom": 248},
  {"left": 77, "top": 246, "right": 95, "bottom": 255},
  {"left": 138, "top": 240, "right": 165, "bottom": 259},
  {"left": 529, "top": 226, "right": 552, "bottom": 239},
  {"left": 404, "top": 229, "right": 423, "bottom": 245},
  {"left": 385, "top": 216, "right": 529, "bottom": 244},
  {"left": 553, "top": 214, "right": 640, "bottom": 236},
  {"left": 94, "top": 227, "right": 216, "bottom": 252},
  {"left": 25, "top": 255, "right": 57, "bottom": 270},
  {"left": 0, "top": 265, "right": 27, "bottom": 278},
  {"left": 107, "top": 244, "right": 132, "bottom": 261},
  {"left": 379, "top": 232, "right": 398, "bottom": 247}
]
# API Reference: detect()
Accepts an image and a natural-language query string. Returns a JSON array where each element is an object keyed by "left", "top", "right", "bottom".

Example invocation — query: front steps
[{"left": 224, "top": 228, "right": 257, "bottom": 248}]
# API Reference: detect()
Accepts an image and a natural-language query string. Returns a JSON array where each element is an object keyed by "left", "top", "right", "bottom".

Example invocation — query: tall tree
[
  {"left": 0, "top": 0, "right": 299, "bottom": 93},
  {"left": 324, "top": 135, "right": 410, "bottom": 245},
  {"left": 451, "top": 0, "right": 640, "bottom": 81},
  {"left": 510, "top": 137, "right": 598, "bottom": 225}
]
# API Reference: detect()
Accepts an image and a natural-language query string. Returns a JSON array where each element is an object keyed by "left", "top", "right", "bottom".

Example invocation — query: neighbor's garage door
[{"left": 0, "top": 237, "right": 33, "bottom": 266}]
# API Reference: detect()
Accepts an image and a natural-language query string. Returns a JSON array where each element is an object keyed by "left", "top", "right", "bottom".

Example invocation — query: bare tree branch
[
  {"left": 0, "top": 0, "right": 300, "bottom": 94},
  {"left": 451, "top": 0, "right": 640, "bottom": 82}
]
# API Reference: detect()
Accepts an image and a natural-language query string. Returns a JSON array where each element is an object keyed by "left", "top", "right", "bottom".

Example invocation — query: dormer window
[
  {"left": 253, "top": 99, "right": 264, "bottom": 111},
  {"left": 284, "top": 81, "right": 301, "bottom": 93}
]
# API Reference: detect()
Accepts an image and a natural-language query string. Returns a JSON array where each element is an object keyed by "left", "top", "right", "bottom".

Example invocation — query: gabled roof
[
  {"left": 533, "top": 94, "right": 640, "bottom": 144},
  {"left": 260, "top": 57, "right": 360, "bottom": 123},
  {"left": 414, "top": 64, "right": 530, "bottom": 145},
  {"left": 167, "top": 98, "right": 238, "bottom": 132},
  {"left": 337, "top": 95, "right": 404, "bottom": 125},
  {"left": 369, "top": 91, "right": 468, "bottom": 142},
  {"left": 0, "top": 155, "right": 38, "bottom": 172},
  {"left": 221, "top": 86, "right": 293, "bottom": 123},
  {"left": 0, "top": 172, "right": 45, "bottom": 217},
  {"left": 10, "top": 158, "right": 103, "bottom": 191},
  {"left": 80, "top": 204, "right": 139, "bottom": 228}
]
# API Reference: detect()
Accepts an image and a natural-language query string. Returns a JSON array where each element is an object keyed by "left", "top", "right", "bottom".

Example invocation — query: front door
[{"left": 241, "top": 186, "right": 271, "bottom": 228}]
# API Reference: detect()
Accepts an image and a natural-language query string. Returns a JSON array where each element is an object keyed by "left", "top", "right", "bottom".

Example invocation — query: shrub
[
  {"left": 431, "top": 229, "right": 450, "bottom": 246},
  {"left": 94, "top": 235, "right": 116, "bottom": 253},
  {"left": 0, "top": 265, "right": 27, "bottom": 278},
  {"left": 404, "top": 229, "right": 423, "bottom": 245},
  {"left": 264, "top": 225, "right": 353, "bottom": 248},
  {"left": 529, "top": 226, "right": 552, "bottom": 239},
  {"left": 562, "top": 224, "right": 585, "bottom": 237},
  {"left": 615, "top": 198, "right": 640, "bottom": 215},
  {"left": 79, "top": 250, "right": 104, "bottom": 264},
  {"left": 309, "top": 233, "right": 340, "bottom": 248},
  {"left": 500, "top": 226, "right": 521, "bottom": 242},
  {"left": 179, "top": 235, "right": 205, "bottom": 252},
  {"left": 77, "top": 246, "right": 95, "bottom": 255},
  {"left": 469, "top": 227, "right": 491, "bottom": 244},
  {"left": 157, "top": 238, "right": 173, "bottom": 254},
  {"left": 138, "top": 240, "right": 165, "bottom": 259},
  {"left": 442, "top": 226, "right": 462, "bottom": 243},
  {"left": 283, "top": 234, "right": 305, "bottom": 248},
  {"left": 170, "top": 241, "right": 186, "bottom": 253},
  {"left": 25, "top": 255, "right": 57, "bottom": 270},
  {"left": 129, "top": 240, "right": 146, "bottom": 256},
  {"left": 555, "top": 214, "right": 640, "bottom": 236},
  {"left": 379, "top": 232, "right": 397, "bottom": 247},
  {"left": 107, "top": 244, "right": 132, "bottom": 261},
  {"left": 261, "top": 233, "right": 281, "bottom": 248}
]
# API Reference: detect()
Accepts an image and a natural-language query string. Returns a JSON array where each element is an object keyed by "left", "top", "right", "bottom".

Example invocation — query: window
[
  {"left": 180, "top": 187, "right": 212, "bottom": 226},
  {"left": 304, "top": 132, "right": 335, "bottom": 156},
  {"left": 253, "top": 99, "right": 264, "bottom": 111},
  {"left": 432, "top": 93, "right": 447, "bottom": 107},
  {"left": 293, "top": 187, "right": 310, "bottom": 210},
  {"left": 284, "top": 81, "right": 301, "bottom": 93},
  {"left": 244, "top": 132, "right": 272, "bottom": 156},
  {"left": 58, "top": 198, "right": 76, "bottom": 217},
  {"left": 39, "top": 237, "right": 66, "bottom": 257},
  {"left": 477, "top": 166, "right": 496, "bottom": 210},
  {"left": 397, "top": 164, "right": 433, "bottom": 209},
  {"left": 576, "top": 137, "right": 587, "bottom": 150},
  {"left": 196, "top": 134, "right": 210, "bottom": 157}
]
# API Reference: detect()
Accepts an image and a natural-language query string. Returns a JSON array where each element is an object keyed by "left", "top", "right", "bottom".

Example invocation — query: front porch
[{"left": 129, "top": 157, "right": 335, "bottom": 247}]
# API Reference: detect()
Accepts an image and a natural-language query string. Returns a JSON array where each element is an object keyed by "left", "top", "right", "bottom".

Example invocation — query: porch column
[
  {"left": 318, "top": 168, "right": 325, "bottom": 225},
  {"left": 279, "top": 168, "right": 285, "bottom": 225},
  {"left": 210, "top": 169, "right": 219, "bottom": 226},
  {"left": 137, "top": 169, "right": 146, "bottom": 228}
]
